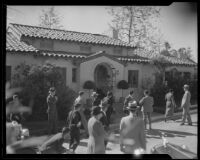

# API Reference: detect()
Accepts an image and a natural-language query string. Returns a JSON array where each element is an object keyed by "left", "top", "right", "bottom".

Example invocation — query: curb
[{"left": 109, "top": 109, "right": 197, "bottom": 132}]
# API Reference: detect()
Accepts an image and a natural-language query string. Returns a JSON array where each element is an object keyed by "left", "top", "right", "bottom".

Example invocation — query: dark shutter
[{"left": 6, "top": 66, "right": 11, "bottom": 83}]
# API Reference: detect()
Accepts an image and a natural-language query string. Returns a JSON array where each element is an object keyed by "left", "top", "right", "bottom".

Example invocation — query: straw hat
[
  {"left": 91, "top": 92, "right": 99, "bottom": 97},
  {"left": 127, "top": 101, "right": 138, "bottom": 111}
]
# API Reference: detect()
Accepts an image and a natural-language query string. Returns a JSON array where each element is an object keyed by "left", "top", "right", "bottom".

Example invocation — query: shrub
[
  {"left": 11, "top": 62, "right": 77, "bottom": 121},
  {"left": 117, "top": 80, "right": 129, "bottom": 97},
  {"left": 151, "top": 71, "right": 197, "bottom": 113}
]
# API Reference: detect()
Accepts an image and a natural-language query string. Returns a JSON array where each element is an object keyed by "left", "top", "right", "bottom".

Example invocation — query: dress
[
  {"left": 87, "top": 117, "right": 106, "bottom": 154},
  {"left": 165, "top": 93, "right": 175, "bottom": 118},
  {"left": 47, "top": 95, "right": 58, "bottom": 134}
]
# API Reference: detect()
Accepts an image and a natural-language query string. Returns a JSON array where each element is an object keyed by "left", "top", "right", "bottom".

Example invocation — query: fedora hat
[
  {"left": 127, "top": 101, "right": 138, "bottom": 111},
  {"left": 49, "top": 87, "right": 56, "bottom": 92}
]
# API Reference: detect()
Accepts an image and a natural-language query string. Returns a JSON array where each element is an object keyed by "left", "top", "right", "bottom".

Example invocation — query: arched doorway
[{"left": 94, "top": 63, "right": 113, "bottom": 94}]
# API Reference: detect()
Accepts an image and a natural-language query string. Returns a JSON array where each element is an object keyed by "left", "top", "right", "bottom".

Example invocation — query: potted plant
[{"left": 117, "top": 80, "right": 129, "bottom": 103}]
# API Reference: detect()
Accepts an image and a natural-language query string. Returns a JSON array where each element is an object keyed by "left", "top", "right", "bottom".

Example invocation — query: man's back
[{"left": 120, "top": 116, "right": 146, "bottom": 153}]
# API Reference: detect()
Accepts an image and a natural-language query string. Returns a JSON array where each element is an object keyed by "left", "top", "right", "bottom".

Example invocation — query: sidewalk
[{"left": 109, "top": 105, "right": 197, "bottom": 132}]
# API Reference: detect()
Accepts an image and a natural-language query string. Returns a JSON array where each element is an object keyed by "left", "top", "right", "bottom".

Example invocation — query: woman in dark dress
[{"left": 165, "top": 89, "right": 176, "bottom": 122}]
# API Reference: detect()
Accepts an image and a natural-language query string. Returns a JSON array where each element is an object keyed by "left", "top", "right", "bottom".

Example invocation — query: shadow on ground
[{"left": 146, "top": 128, "right": 197, "bottom": 138}]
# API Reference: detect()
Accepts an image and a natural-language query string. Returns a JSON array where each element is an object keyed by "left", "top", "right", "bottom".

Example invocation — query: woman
[
  {"left": 165, "top": 89, "right": 176, "bottom": 122},
  {"left": 47, "top": 87, "right": 58, "bottom": 135},
  {"left": 87, "top": 106, "right": 106, "bottom": 154},
  {"left": 120, "top": 101, "right": 146, "bottom": 154}
]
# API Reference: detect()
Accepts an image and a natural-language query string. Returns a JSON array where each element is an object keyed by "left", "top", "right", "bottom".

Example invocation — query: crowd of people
[{"left": 6, "top": 84, "right": 193, "bottom": 154}]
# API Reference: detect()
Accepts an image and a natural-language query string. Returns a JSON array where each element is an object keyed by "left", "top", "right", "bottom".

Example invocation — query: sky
[{"left": 6, "top": 3, "right": 197, "bottom": 62}]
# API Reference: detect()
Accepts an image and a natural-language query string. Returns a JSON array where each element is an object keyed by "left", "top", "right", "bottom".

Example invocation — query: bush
[
  {"left": 11, "top": 62, "right": 77, "bottom": 122},
  {"left": 117, "top": 80, "right": 129, "bottom": 97},
  {"left": 151, "top": 71, "right": 197, "bottom": 113}
]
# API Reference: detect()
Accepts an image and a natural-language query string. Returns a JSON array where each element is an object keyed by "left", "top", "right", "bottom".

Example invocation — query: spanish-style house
[{"left": 6, "top": 23, "right": 197, "bottom": 101}]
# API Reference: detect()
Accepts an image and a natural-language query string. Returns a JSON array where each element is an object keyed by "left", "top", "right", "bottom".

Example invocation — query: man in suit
[
  {"left": 74, "top": 91, "right": 88, "bottom": 135},
  {"left": 123, "top": 90, "right": 135, "bottom": 115},
  {"left": 68, "top": 103, "right": 82, "bottom": 153},
  {"left": 99, "top": 99, "right": 109, "bottom": 148},
  {"left": 139, "top": 90, "right": 154, "bottom": 130},
  {"left": 120, "top": 101, "right": 146, "bottom": 154},
  {"left": 180, "top": 84, "right": 192, "bottom": 126}
]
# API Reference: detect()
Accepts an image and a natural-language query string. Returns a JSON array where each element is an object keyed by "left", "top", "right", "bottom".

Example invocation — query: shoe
[
  {"left": 164, "top": 118, "right": 167, "bottom": 122},
  {"left": 188, "top": 123, "right": 192, "bottom": 126},
  {"left": 180, "top": 123, "right": 185, "bottom": 126}
]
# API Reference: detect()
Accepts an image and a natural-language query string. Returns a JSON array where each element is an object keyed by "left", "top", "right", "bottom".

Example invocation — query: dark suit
[
  {"left": 68, "top": 110, "right": 81, "bottom": 151},
  {"left": 106, "top": 96, "right": 114, "bottom": 125},
  {"left": 123, "top": 95, "right": 134, "bottom": 114},
  {"left": 99, "top": 111, "right": 109, "bottom": 147}
]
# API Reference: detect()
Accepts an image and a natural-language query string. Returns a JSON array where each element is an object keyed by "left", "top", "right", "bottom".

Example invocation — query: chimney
[{"left": 112, "top": 29, "right": 118, "bottom": 39}]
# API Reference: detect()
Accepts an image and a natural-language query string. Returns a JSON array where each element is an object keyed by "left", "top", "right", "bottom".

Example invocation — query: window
[
  {"left": 6, "top": 66, "right": 11, "bottom": 83},
  {"left": 40, "top": 39, "right": 53, "bottom": 50},
  {"left": 128, "top": 70, "right": 139, "bottom": 88},
  {"left": 113, "top": 47, "right": 122, "bottom": 55},
  {"left": 56, "top": 67, "right": 67, "bottom": 85},
  {"left": 72, "top": 68, "right": 77, "bottom": 83},
  {"left": 183, "top": 72, "right": 191, "bottom": 80},
  {"left": 80, "top": 45, "right": 91, "bottom": 52}
]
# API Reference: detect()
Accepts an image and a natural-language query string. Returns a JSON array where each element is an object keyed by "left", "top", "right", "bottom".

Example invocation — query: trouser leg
[
  {"left": 181, "top": 108, "right": 187, "bottom": 123},
  {"left": 142, "top": 112, "right": 147, "bottom": 129},
  {"left": 186, "top": 109, "right": 192, "bottom": 124},
  {"left": 148, "top": 112, "right": 152, "bottom": 129},
  {"left": 69, "top": 129, "right": 80, "bottom": 151}
]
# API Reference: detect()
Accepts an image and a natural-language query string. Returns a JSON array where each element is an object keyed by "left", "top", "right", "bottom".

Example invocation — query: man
[
  {"left": 91, "top": 92, "right": 101, "bottom": 106},
  {"left": 74, "top": 91, "right": 88, "bottom": 135},
  {"left": 39, "top": 127, "right": 69, "bottom": 154},
  {"left": 139, "top": 90, "right": 154, "bottom": 130},
  {"left": 68, "top": 103, "right": 82, "bottom": 153},
  {"left": 99, "top": 99, "right": 109, "bottom": 148},
  {"left": 47, "top": 87, "right": 58, "bottom": 135},
  {"left": 120, "top": 101, "right": 146, "bottom": 154},
  {"left": 105, "top": 91, "right": 115, "bottom": 125},
  {"left": 123, "top": 90, "right": 135, "bottom": 115},
  {"left": 180, "top": 84, "right": 192, "bottom": 126}
]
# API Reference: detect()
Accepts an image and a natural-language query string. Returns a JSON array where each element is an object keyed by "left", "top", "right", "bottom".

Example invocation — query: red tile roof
[
  {"left": 6, "top": 32, "right": 38, "bottom": 52},
  {"left": 8, "top": 23, "right": 135, "bottom": 48},
  {"left": 6, "top": 24, "right": 196, "bottom": 66}
]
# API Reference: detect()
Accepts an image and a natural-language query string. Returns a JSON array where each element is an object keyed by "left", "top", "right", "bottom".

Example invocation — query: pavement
[{"left": 62, "top": 108, "right": 197, "bottom": 155}]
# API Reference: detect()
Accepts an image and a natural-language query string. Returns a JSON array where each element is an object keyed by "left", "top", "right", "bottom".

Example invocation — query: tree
[
  {"left": 11, "top": 62, "right": 77, "bottom": 121},
  {"left": 107, "top": 6, "right": 163, "bottom": 52},
  {"left": 117, "top": 80, "right": 129, "bottom": 97},
  {"left": 83, "top": 81, "right": 96, "bottom": 98},
  {"left": 38, "top": 6, "right": 63, "bottom": 29},
  {"left": 177, "top": 47, "right": 193, "bottom": 59}
]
